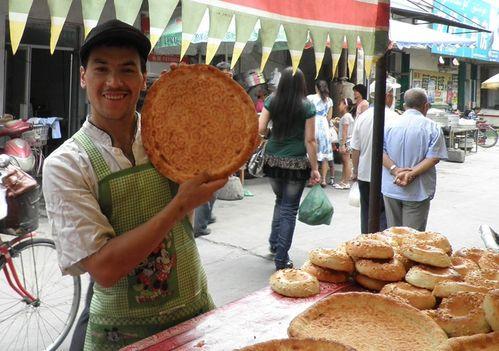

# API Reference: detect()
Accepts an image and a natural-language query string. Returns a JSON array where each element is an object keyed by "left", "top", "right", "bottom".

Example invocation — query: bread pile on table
[{"left": 269, "top": 226, "right": 499, "bottom": 349}]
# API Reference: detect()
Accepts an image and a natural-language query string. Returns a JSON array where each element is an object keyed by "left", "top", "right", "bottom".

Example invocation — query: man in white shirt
[{"left": 350, "top": 81, "right": 399, "bottom": 234}]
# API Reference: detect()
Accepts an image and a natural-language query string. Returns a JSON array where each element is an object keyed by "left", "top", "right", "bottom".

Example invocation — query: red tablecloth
[{"left": 122, "top": 282, "right": 354, "bottom": 351}]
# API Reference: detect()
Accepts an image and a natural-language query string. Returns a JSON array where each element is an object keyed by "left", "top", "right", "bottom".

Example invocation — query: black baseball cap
[{"left": 80, "top": 19, "right": 151, "bottom": 65}]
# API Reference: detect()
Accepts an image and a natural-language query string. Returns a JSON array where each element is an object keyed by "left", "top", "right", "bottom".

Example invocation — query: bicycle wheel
[
  {"left": 477, "top": 126, "right": 498, "bottom": 148},
  {"left": 0, "top": 237, "right": 81, "bottom": 351}
]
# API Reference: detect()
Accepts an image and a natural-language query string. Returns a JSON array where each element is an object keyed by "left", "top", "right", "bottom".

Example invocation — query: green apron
[{"left": 73, "top": 131, "right": 214, "bottom": 351}]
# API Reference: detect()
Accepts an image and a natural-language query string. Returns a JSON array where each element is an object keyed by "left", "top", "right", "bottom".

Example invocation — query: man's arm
[
  {"left": 80, "top": 173, "right": 226, "bottom": 288},
  {"left": 351, "top": 149, "right": 359, "bottom": 180}
]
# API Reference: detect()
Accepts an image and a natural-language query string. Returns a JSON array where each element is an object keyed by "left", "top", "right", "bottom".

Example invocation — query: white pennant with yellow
[
  {"left": 283, "top": 23, "right": 308, "bottom": 74},
  {"left": 259, "top": 19, "right": 281, "bottom": 71},
  {"left": 114, "top": 0, "right": 142, "bottom": 26},
  {"left": 231, "top": 13, "right": 258, "bottom": 69},
  {"left": 81, "top": 0, "right": 106, "bottom": 38},
  {"left": 8, "top": 0, "right": 33, "bottom": 54},
  {"left": 148, "top": 0, "right": 178, "bottom": 51},
  {"left": 309, "top": 27, "right": 329, "bottom": 78},
  {"left": 47, "top": 0, "right": 73, "bottom": 54},
  {"left": 205, "top": 6, "right": 234, "bottom": 65},
  {"left": 180, "top": 0, "right": 207, "bottom": 61}
]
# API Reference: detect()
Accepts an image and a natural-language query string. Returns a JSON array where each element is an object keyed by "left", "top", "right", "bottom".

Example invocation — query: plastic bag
[
  {"left": 329, "top": 126, "right": 339, "bottom": 143},
  {"left": 298, "top": 185, "right": 334, "bottom": 225},
  {"left": 217, "top": 176, "right": 244, "bottom": 201},
  {"left": 348, "top": 181, "right": 360, "bottom": 207}
]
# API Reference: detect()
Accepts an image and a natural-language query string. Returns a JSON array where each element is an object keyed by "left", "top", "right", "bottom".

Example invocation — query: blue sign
[{"left": 431, "top": 0, "right": 499, "bottom": 63}]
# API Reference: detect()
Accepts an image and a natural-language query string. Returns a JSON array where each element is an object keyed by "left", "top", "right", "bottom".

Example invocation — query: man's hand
[
  {"left": 351, "top": 171, "right": 358, "bottom": 181},
  {"left": 394, "top": 169, "right": 416, "bottom": 187},
  {"left": 339, "top": 146, "right": 346, "bottom": 154},
  {"left": 175, "top": 173, "right": 228, "bottom": 214}
]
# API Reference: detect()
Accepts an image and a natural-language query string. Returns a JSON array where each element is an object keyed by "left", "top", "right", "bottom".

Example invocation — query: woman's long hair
[
  {"left": 315, "top": 80, "right": 329, "bottom": 101},
  {"left": 268, "top": 67, "right": 307, "bottom": 140}
]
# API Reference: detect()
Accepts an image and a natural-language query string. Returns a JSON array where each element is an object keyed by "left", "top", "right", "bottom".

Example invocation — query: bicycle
[
  {"left": 0, "top": 165, "right": 81, "bottom": 350},
  {"left": 476, "top": 119, "right": 498, "bottom": 148}
]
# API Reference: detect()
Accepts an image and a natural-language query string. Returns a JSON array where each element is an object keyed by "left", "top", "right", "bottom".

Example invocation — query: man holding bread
[
  {"left": 43, "top": 20, "right": 227, "bottom": 350},
  {"left": 382, "top": 88, "right": 447, "bottom": 231}
]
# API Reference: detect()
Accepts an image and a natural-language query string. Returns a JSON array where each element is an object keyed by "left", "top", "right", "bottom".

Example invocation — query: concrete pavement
[{"left": 31, "top": 144, "right": 499, "bottom": 349}]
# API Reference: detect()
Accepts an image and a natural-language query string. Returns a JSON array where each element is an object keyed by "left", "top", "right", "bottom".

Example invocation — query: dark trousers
[
  {"left": 268, "top": 178, "right": 307, "bottom": 268},
  {"left": 358, "top": 180, "right": 387, "bottom": 234},
  {"left": 69, "top": 279, "right": 94, "bottom": 351},
  {"left": 194, "top": 195, "right": 216, "bottom": 233}
]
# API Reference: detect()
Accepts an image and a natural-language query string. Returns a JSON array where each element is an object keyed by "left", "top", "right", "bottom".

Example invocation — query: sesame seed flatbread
[{"left": 141, "top": 64, "right": 258, "bottom": 183}]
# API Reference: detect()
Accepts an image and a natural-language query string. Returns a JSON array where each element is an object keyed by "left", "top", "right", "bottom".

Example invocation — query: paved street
[{"left": 16, "top": 144, "right": 499, "bottom": 349}]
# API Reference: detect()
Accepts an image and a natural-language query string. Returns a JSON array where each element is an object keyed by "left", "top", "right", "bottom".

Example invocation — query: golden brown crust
[
  {"left": 269, "top": 269, "right": 320, "bottom": 298},
  {"left": 405, "top": 265, "right": 461, "bottom": 290},
  {"left": 354, "top": 257, "right": 406, "bottom": 282},
  {"left": 413, "top": 231, "right": 452, "bottom": 254},
  {"left": 450, "top": 256, "right": 479, "bottom": 277},
  {"left": 432, "top": 281, "right": 489, "bottom": 298},
  {"left": 309, "top": 248, "right": 354, "bottom": 273},
  {"left": 465, "top": 269, "right": 499, "bottom": 290},
  {"left": 141, "top": 64, "right": 258, "bottom": 183},
  {"left": 345, "top": 239, "right": 394, "bottom": 259},
  {"left": 301, "top": 260, "right": 350, "bottom": 283},
  {"left": 478, "top": 251, "right": 499, "bottom": 271},
  {"left": 453, "top": 247, "right": 492, "bottom": 265},
  {"left": 288, "top": 292, "right": 448, "bottom": 351},
  {"left": 380, "top": 282, "right": 436, "bottom": 310},
  {"left": 436, "top": 332, "right": 499, "bottom": 351},
  {"left": 237, "top": 338, "right": 357, "bottom": 351},
  {"left": 353, "top": 273, "right": 389, "bottom": 291},
  {"left": 400, "top": 243, "right": 451, "bottom": 267},
  {"left": 484, "top": 289, "right": 499, "bottom": 331},
  {"left": 425, "top": 292, "right": 490, "bottom": 337}
]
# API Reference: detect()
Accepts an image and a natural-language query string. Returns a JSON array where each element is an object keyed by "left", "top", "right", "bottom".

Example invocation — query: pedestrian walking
[
  {"left": 307, "top": 80, "right": 334, "bottom": 187},
  {"left": 382, "top": 88, "right": 448, "bottom": 231},
  {"left": 258, "top": 67, "right": 320, "bottom": 270}
]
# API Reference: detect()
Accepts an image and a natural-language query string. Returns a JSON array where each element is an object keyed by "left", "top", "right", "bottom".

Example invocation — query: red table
[{"left": 121, "top": 282, "right": 355, "bottom": 350}]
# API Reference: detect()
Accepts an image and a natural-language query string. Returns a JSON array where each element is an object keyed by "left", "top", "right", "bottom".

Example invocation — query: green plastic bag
[{"left": 298, "top": 185, "right": 334, "bottom": 225}]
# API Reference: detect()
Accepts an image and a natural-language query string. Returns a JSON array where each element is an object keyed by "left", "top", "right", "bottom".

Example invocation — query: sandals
[{"left": 333, "top": 182, "right": 351, "bottom": 190}]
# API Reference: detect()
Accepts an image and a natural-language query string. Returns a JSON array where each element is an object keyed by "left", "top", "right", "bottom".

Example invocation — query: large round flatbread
[
  {"left": 141, "top": 64, "right": 258, "bottom": 183},
  {"left": 237, "top": 338, "right": 357, "bottom": 350},
  {"left": 288, "top": 292, "right": 448, "bottom": 351},
  {"left": 436, "top": 332, "right": 499, "bottom": 351}
]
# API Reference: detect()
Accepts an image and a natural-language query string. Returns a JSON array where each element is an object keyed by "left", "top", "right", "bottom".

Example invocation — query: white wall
[{"left": 406, "top": 48, "right": 440, "bottom": 71}]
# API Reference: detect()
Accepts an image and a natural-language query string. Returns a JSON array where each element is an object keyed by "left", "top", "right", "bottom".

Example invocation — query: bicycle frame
[{"left": 0, "top": 232, "right": 39, "bottom": 304}]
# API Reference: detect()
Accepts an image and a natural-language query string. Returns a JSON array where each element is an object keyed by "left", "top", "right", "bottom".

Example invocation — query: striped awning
[{"left": 8, "top": 0, "right": 389, "bottom": 74}]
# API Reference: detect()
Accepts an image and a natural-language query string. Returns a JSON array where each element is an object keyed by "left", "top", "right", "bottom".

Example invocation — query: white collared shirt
[{"left": 42, "top": 116, "right": 149, "bottom": 275}]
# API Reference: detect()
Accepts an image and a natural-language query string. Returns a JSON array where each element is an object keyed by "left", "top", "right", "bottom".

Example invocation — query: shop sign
[
  {"left": 431, "top": 0, "right": 499, "bottom": 63},
  {"left": 411, "top": 70, "right": 458, "bottom": 106}
]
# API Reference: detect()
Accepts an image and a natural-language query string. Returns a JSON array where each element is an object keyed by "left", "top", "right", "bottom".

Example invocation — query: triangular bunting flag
[
  {"left": 148, "top": 0, "right": 178, "bottom": 51},
  {"left": 282, "top": 23, "right": 308, "bottom": 74},
  {"left": 81, "top": 0, "right": 106, "bottom": 38},
  {"left": 114, "top": 0, "right": 142, "bottom": 26},
  {"left": 309, "top": 27, "right": 329, "bottom": 78},
  {"left": 259, "top": 19, "right": 281, "bottom": 71},
  {"left": 180, "top": 0, "right": 207, "bottom": 60},
  {"left": 8, "top": 0, "right": 33, "bottom": 54},
  {"left": 47, "top": 0, "right": 73, "bottom": 54},
  {"left": 205, "top": 7, "right": 233, "bottom": 65},
  {"left": 231, "top": 14, "right": 258, "bottom": 69}
]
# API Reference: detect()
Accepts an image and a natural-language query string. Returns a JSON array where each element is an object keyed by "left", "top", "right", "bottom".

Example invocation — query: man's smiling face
[{"left": 80, "top": 46, "right": 146, "bottom": 124}]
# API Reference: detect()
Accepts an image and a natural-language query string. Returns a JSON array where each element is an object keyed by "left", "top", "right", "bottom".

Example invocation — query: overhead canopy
[
  {"left": 389, "top": 19, "right": 476, "bottom": 49},
  {"left": 481, "top": 74, "right": 499, "bottom": 90},
  {"left": 390, "top": 0, "right": 490, "bottom": 33},
  {"left": 8, "top": 0, "right": 390, "bottom": 74}
]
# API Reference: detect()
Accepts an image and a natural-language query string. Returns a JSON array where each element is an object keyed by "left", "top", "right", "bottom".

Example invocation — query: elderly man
[
  {"left": 350, "top": 80, "right": 399, "bottom": 234},
  {"left": 382, "top": 88, "right": 448, "bottom": 231}
]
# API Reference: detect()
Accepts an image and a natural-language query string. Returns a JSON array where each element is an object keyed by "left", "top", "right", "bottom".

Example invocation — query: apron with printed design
[{"left": 73, "top": 131, "right": 214, "bottom": 351}]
